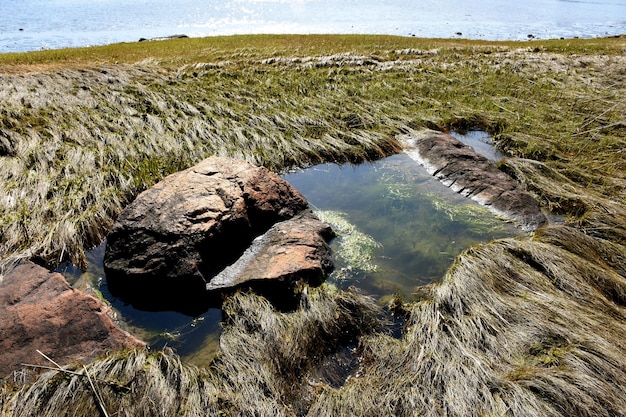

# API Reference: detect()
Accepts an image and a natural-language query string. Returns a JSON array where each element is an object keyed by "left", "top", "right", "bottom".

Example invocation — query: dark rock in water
[
  {"left": 104, "top": 157, "right": 333, "bottom": 315},
  {"left": 401, "top": 130, "right": 547, "bottom": 230},
  {"left": 138, "top": 34, "right": 189, "bottom": 42},
  {"left": 0, "top": 262, "right": 145, "bottom": 378}
]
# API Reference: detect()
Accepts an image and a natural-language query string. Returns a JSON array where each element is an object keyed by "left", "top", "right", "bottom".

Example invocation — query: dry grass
[
  {"left": 2, "top": 34, "right": 626, "bottom": 416},
  {"left": 1, "top": 35, "right": 625, "bottom": 274},
  {"left": 2, "top": 287, "right": 384, "bottom": 417},
  {"left": 2, "top": 348, "right": 223, "bottom": 417},
  {"left": 309, "top": 225, "right": 626, "bottom": 417},
  {"left": 3, "top": 225, "right": 626, "bottom": 417},
  {"left": 0, "top": 57, "right": 402, "bottom": 273},
  {"left": 501, "top": 158, "right": 626, "bottom": 244}
]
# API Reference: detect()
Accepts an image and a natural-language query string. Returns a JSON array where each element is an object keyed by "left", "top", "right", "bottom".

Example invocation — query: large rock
[
  {"left": 401, "top": 131, "right": 547, "bottom": 230},
  {"left": 207, "top": 211, "right": 334, "bottom": 289},
  {"left": 0, "top": 262, "right": 145, "bottom": 378},
  {"left": 105, "top": 157, "right": 334, "bottom": 315}
]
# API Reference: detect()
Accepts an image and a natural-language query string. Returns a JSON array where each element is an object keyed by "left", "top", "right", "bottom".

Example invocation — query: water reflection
[
  {"left": 56, "top": 243, "right": 222, "bottom": 363},
  {"left": 451, "top": 130, "right": 504, "bottom": 162}
]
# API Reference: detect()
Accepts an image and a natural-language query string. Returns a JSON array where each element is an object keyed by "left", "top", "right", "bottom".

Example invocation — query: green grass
[
  {"left": 1, "top": 34, "right": 624, "bottom": 69},
  {"left": 1, "top": 35, "right": 626, "bottom": 416},
  {"left": 1, "top": 34, "right": 625, "bottom": 272}
]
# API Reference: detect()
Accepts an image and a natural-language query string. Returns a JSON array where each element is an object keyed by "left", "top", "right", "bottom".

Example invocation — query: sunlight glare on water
[{"left": 1, "top": 0, "right": 625, "bottom": 52}]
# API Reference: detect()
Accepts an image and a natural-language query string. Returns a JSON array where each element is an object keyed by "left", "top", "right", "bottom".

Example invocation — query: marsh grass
[
  {"left": 2, "top": 348, "right": 224, "bottom": 417},
  {"left": 1, "top": 35, "right": 625, "bottom": 273},
  {"left": 4, "top": 226, "right": 626, "bottom": 417},
  {"left": 308, "top": 225, "right": 626, "bottom": 417},
  {"left": 2, "top": 287, "right": 384, "bottom": 417},
  {"left": 501, "top": 157, "right": 626, "bottom": 244},
  {"left": 2, "top": 34, "right": 626, "bottom": 417}
]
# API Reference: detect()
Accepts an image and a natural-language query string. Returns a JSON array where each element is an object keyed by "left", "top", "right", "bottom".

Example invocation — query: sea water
[{"left": 1, "top": 0, "right": 625, "bottom": 53}]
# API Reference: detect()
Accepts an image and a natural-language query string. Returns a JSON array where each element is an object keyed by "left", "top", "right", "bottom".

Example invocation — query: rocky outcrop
[
  {"left": 0, "top": 262, "right": 145, "bottom": 378},
  {"left": 400, "top": 130, "right": 547, "bottom": 230},
  {"left": 138, "top": 34, "right": 189, "bottom": 42},
  {"left": 105, "top": 157, "right": 334, "bottom": 315}
]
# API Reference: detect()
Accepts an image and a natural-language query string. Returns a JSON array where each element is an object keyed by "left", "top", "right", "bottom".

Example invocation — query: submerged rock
[
  {"left": 0, "top": 262, "right": 145, "bottom": 378},
  {"left": 104, "top": 157, "right": 333, "bottom": 315},
  {"left": 401, "top": 130, "right": 547, "bottom": 230}
]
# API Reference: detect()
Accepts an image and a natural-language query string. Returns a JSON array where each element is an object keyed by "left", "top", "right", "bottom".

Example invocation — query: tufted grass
[
  {"left": 0, "top": 34, "right": 625, "bottom": 273},
  {"left": 2, "top": 287, "right": 385, "bottom": 417},
  {"left": 3, "top": 224, "right": 626, "bottom": 417},
  {"left": 308, "top": 225, "right": 626, "bottom": 417},
  {"left": 1, "top": 34, "right": 626, "bottom": 417}
]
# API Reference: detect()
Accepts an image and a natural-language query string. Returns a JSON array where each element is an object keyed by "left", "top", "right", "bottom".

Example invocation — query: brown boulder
[
  {"left": 0, "top": 262, "right": 145, "bottom": 378},
  {"left": 401, "top": 131, "right": 547, "bottom": 230},
  {"left": 105, "top": 157, "right": 333, "bottom": 315},
  {"left": 207, "top": 211, "right": 334, "bottom": 290}
]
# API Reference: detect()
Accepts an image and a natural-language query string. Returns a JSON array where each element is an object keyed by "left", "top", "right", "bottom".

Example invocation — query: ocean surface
[{"left": 1, "top": 0, "right": 625, "bottom": 53}]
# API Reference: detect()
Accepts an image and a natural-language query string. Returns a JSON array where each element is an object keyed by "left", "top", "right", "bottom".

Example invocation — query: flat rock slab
[
  {"left": 0, "top": 262, "right": 145, "bottom": 378},
  {"left": 400, "top": 130, "right": 547, "bottom": 230},
  {"left": 105, "top": 157, "right": 334, "bottom": 315},
  {"left": 207, "top": 211, "right": 334, "bottom": 290}
]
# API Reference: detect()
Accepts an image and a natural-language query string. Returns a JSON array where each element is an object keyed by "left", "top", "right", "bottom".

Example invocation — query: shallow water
[
  {"left": 57, "top": 243, "right": 223, "bottom": 360},
  {"left": 283, "top": 151, "right": 520, "bottom": 300},
  {"left": 452, "top": 130, "right": 503, "bottom": 162},
  {"left": 57, "top": 131, "right": 522, "bottom": 364},
  {"left": 2, "top": 0, "right": 625, "bottom": 52}
]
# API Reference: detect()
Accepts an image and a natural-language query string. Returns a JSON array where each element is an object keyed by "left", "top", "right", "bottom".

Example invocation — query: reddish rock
[
  {"left": 104, "top": 157, "right": 333, "bottom": 315},
  {"left": 0, "top": 262, "right": 145, "bottom": 378},
  {"left": 207, "top": 211, "right": 334, "bottom": 291},
  {"left": 401, "top": 131, "right": 547, "bottom": 230}
]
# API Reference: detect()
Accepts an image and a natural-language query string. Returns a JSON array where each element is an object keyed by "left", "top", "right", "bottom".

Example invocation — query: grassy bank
[
  {"left": 1, "top": 34, "right": 626, "bottom": 416},
  {"left": 3, "top": 224, "right": 626, "bottom": 416},
  {"left": 0, "top": 34, "right": 625, "bottom": 271}
]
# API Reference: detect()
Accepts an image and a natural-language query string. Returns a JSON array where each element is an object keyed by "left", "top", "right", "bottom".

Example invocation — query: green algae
[
  {"left": 286, "top": 154, "right": 523, "bottom": 299},
  {"left": 314, "top": 210, "right": 382, "bottom": 278}
]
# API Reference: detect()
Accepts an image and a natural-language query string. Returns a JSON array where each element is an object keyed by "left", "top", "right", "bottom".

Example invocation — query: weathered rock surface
[
  {"left": 105, "top": 157, "right": 334, "bottom": 315},
  {"left": 401, "top": 130, "right": 547, "bottom": 230},
  {"left": 207, "top": 211, "right": 334, "bottom": 290},
  {"left": 0, "top": 262, "right": 145, "bottom": 378}
]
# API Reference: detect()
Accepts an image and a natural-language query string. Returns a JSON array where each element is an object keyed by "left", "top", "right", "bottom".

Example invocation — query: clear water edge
[
  {"left": 2, "top": 0, "right": 626, "bottom": 53},
  {"left": 56, "top": 131, "right": 525, "bottom": 366},
  {"left": 452, "top": 130, "right": 503, "bottom": 163}
]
